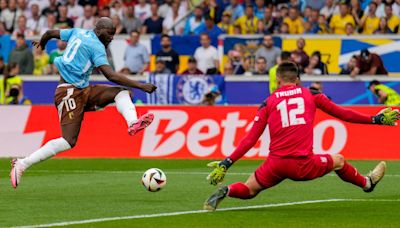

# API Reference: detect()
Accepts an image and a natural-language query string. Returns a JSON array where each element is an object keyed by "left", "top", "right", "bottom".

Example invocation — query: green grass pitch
[{"left": 0, "top": 159, "right": 399, "bottom": 227}]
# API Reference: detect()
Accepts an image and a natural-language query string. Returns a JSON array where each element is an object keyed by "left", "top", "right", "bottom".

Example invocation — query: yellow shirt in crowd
[
  {"left": 362, "top": 15, "right": 380, "bottom": 34},
  {"left": 217, "top": 22, "right": 234, "bottom": 34},
  {"left": 329, "top": 14, "right": 355, "bottom": 34},
  {"left": 33, "top": 54, "right": 50, "bottom": 76},
  {"left": 283, "top": 17, "right": 304, "bottom": 34},
  {"left": 387, "top": 15, "right": 400, "bottom": 31},
  {"left": 234, "top": 16, "right": 258, "bottom": 34}
]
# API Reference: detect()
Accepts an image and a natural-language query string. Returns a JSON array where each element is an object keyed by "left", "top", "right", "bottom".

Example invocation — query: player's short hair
[
  {"left": 256, "top": 56, "right": 266, "bottom": 63},
  {"left": 131, "top": 30, "right": 140, "bottom": 36},
  {"left": 281, "top": 51, "right": 292, "bottom": 61},
  {"left": 161, "top": 34, "right": 170, "bottom": 40},
  {"left": 368, "top": 80, "right": 381, "bottom": 88},
  {"left": 276, "top": 61, "right": 300, "bottom": 83}
]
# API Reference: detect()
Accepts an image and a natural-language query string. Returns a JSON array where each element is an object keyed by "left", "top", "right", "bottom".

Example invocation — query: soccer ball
[{"left": 141, "top": 168, "right": 167, "bottom": 192}]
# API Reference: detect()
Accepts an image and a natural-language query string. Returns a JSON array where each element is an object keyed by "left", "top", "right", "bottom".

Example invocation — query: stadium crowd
[{"left": 0, "top": 0, "right": 395, "bottom": 76}]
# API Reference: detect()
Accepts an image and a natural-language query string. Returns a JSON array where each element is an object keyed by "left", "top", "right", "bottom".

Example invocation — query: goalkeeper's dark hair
[
  {"left": 276, "top": 61, "right": 300, "bottom": 83},
  {"left": 368, "top": 80, "right": 381, "bottom": 89}
]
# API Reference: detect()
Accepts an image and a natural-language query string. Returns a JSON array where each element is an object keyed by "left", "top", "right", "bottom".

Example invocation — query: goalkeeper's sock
[
  {"left": 19, "top": 137, "right": 71, "bottom": 169},
  {"left": 335, "top": 162, "right": 367, "bottom": 189},
  {"left": 228, "top": 182, "right": 253, "bottom": 199},
  {"left": 115, "top": 90, "right": 138, "bottom": 126}
]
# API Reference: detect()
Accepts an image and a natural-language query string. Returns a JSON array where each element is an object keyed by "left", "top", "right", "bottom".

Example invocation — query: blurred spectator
[
  {"left": 303, "top": 6, "right": 312, "bottom": 21},
  {"left": 229, "top": 50, "right": 245, "bottom": 75},
  {"left": 135, "top": 0, "right": 151, "bottom": 23},
  {"left": 33, "top": 46, "right": 49, "bottom": 76},
  {"left": 2, "top": 63, "right": 31, "bottom": 105},
  {"left": 78, "top": 0, "right": 97, "bottom": 7},
  {"left": 319, "top": 0, "right": 339, "bottom": 19},
  {"left": 181, "top": 57, "right": 203, "bottom": 75},
  {"left": 41, "top": 0, "right": 59, "bottom": 16},
  {"left": 1, "top": 0, "right": 21, "bottom": 33},
  {"left": 194, "top": 33, "right": 219, "bottom": 74},
  {"left": 0, "top": 0, "right": 7, "bottom": 13},
  {"left": 233, "top": 24, "right": 242, "bottom": 34},
  {"left": 317, "top": 15, "right": 329, "bottom": 34},
  {"left": 234, "top": 5, "right": 258, "bottom": 34},
  {"left": 0, "top": 56, "right": 4, "bottom": 74},
  {"left": 351, "top": 49, "right": 388, "bottom": 76},
  {"left": 374, "top": 17, "right": 393, "bottom": 34},
  {"left": 27, "top": 3, "right": 46, "bottom": 35},
  {"left": 304, "top": 51, "right": 328, "bottom": 75},
  {"left": 255, "top": 35, "right": 281, "bottom": 71},
  {"left": 56, "top": 5, "right": 74, "bottom": 28},
  {"left": 289, "top": 0, "right": 306, "bottom": 12},
  {"left": 12, "top": 15, "right": 34, "bottom": 37},
  {"left": 112, "top": 15, "right": 127, "bottom": 34},
  {"left": 368, "top": 80, "right": 400, "bottom": 106},
  {"left": 260, "top": 7, "right": 279, "bottom": 34},
  {"left": 74, "top": 5, "right": 95, "bottom": 29},
  {"left": 350, "top": 0, "right": 364, "bottom": 21},
  {"left": 67, "top": 0, "right": 84, "bottom": 21},
  {"left": 394, "top": 0, "right": 400, "bottom": 17},
  {"left": 254, "top": 0, "right": 266, "bottom": 19},
  {"left": 183, "top": 6, "right": 204, "bottom": 35},
  {"left": 8, "top": 33, "right": 33, "bottom": 75},
  {"left": 269, "top": 51, "right": 292, "bottom": 93},
  {"left": 309, "top": 81, "right": 324, "bottom": 93},
  {"left": 242, "top": 56, "right": 253, "bottom": 76},
  {"left": 385, "top": 4, "right": 400, "bottom": 31},
  {"left": 225, "top": 0, "right": 244, "bottom": 22},
  {"left": 121, "top": 31, "right": 149, "bottom": 75},
  {"left": 202, "top": 85, "right": 221, "bottom": 106},
  {"left": 329, "top": 3, "right": 355, "bottom": 35},
  {"left": 284, "top": 7, "right": 304, "bottom": 34},
  {"left": 364, "top": 0, "right": 385, "bottom": 18},
  {"left": 42, "top": 13, "right": 57, "bottom": 34},
  {"left": 253, "top": 57, "right": 268, "bottom": 75},
  {"left": 158, "top": 0, "right": 172, "bottom": 18},
  {"left": 340, "top": 55, "right": 357, "bottom": 75},
  {"left": 291, "top": 37, "right": 309, "bottom": 71},
  {"left": 123, "top": 6, "right": 142, "bottom": 34},
  {"left": 48, "top": 40, "right": 66, "bottom": 74},
  {"left": 163, "top": 2, "right": 185, "bottom": 35},
  {"left": 218, "top": 11, "right": 234, "bottom": 34},
  {"left": 142, "top": 3, "right": 163, "bottom": 34},
  {"left": 110, "top": 0, "right": 124, "bottom": 19},
  {"left": 308, "top": 9, "right": 320, "bottom": 34},
  {"left": 358, "top": 2, "right": 380, "bottom": 34},
  {"left": 156, "top": 34, "right": 179, "bottom": 73},
  {"left": 345, "top": 22, "right": 356, "bottom": 35},
  {"left": 279, "top": 22, "right": 290, "bottom": 34},
  {"left": 196, "top": 15, "right": 223, "bottom": 38},
  {"left": 153, "top": 59, "right": 171, "bottom": 74},
  {"left": 17, "top": 0, "right": 30, "bottom": 19},
  {"left": 305, "top": 0, "right": 325, "bottom": 10},
  {"left": 224, "top": 61, "right": 234, "bottom": 75},
  {"left": 99, "top": 6, "right": 111, "bottom": 17}
]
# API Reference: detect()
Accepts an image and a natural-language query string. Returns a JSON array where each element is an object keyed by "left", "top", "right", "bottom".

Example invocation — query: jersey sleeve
[
  {"left": 60, "top": 29, "right": 76, "bottom": 42},
  {"left": 92, "top": 44, "right": 109, "bottom": 67},
  {"left": 229, "top": 100, "right": 269, "bottom": 162},
  {"left": 313, "top": 91, "right": 372, "bottom": 124}
]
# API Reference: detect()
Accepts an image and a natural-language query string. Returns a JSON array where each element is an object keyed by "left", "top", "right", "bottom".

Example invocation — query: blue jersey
[{"left": 54, "top": 28, "right": 109, "bottom": 88}]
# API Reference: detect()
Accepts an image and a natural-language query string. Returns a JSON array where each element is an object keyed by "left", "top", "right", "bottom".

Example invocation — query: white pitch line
[
  {"left": 1, "top": 170, "right": 400, "bottom": 177},
  {"left": 11, "top": 198, "right": 400, "bottom": 228}
]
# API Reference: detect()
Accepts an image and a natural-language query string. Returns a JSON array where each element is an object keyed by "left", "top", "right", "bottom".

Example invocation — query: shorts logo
[
  {"left": 68, "top": 112, "right": 74, "bottom": 120},
  {"left": 320, "top": 157, "right": 328, "bottom": 163}
]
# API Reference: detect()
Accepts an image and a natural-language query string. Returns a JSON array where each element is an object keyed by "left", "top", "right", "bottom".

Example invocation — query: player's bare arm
[
  {"left": 99, "top": 65, "right": 157, "bottom": 93},
  {"left": 32, "top": 30, "right": 61, "bottom": 50}
]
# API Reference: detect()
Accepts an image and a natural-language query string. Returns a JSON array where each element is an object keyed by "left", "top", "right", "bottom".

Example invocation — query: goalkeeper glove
[
  {"left": 372, "top": 107, "right": 400, "bottom": 126},
  {"left": 206, "top": 158, "right": 233, "bottom": 186}
]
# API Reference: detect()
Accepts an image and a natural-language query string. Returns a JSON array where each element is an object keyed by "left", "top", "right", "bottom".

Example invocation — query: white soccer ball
[{"left": 141, "top": 168, "right": 167, "bottom": 192}]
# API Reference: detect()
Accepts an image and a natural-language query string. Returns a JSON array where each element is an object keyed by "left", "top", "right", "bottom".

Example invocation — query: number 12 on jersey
[{"left": 277, "top": 97, "right": 306, "bottom": 128}]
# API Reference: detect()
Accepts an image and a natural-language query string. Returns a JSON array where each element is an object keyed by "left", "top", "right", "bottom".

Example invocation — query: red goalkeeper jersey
[{"left": 229, "top": 85, "right": 373, "bottom": 160}]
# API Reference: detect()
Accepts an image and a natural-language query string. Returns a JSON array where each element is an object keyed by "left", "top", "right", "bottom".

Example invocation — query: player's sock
[
  {"left": 335, "top": 162, "right": 367, "bottom": 189},
  {"left": 227, "top": 182, "right": 253, "bottom": 199},
  {"left": 115, "top": 90, "right": 138, "bottom": 126},
  {"left": 19, "top": 137, "right": 71, "bottom": 169}
]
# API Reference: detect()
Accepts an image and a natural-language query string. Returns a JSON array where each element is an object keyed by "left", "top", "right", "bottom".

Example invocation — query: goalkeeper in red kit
[{"left": 204, "top": 61, "right": 400, "bottom": 211}]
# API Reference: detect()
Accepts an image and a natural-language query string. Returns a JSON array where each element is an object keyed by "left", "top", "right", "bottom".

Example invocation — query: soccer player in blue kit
[{"left": 10, "top": 17, "right": 157, "bottom": 188}]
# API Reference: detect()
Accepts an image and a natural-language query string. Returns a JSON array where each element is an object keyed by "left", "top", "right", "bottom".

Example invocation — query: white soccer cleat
[
  {"left": 364, "top": 161, "right": 386, "bottom": 193},
  {"left": 10, "top": 159, "right": 26, "bottom": 189}
]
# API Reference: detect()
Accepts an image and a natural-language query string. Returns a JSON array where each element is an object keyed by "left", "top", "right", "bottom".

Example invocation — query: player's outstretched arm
[
  {"left": 207, "top": 103, "right": 268, "bottom": 185},
  {"left": 99, "top": 65, "right": 157, "bottom": 93},
  {"left": 314, "top": 92, "right": 400, "bottom": 125},
  {"left": 32, "top": 30, "right": 61, "bottom": 50}
]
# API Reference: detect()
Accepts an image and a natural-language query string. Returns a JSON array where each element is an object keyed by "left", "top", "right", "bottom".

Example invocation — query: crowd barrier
[
  {"left": 19, "top": 75, "right": 400, "bottom": 105},
  {"left": 2, "top": 34, "right": 400, "bottom": 75},
  {"left": 0, "top": 105, "right": 399, "bottom": 160}
]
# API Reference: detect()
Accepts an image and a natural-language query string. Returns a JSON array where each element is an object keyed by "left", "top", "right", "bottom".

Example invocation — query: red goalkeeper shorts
[{"left": 254, "top": 154, "right": 334, "bottom": 189}]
